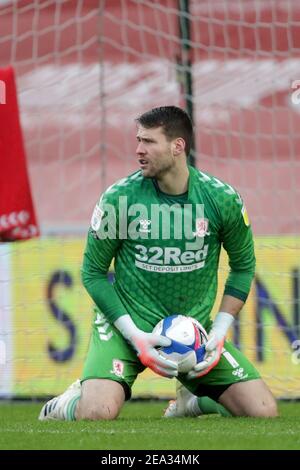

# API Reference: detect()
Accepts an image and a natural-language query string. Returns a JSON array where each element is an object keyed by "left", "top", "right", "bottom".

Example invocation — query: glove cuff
[
  {"left": 211, "top": 311, "right": 235, "bottom": 339},
  {"left": 114, "top": 314, "right": 140, "bottom": 342}
]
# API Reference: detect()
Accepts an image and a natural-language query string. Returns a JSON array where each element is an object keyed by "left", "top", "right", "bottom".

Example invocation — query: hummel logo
[
  {"left": 232, "top": 367, "right": 248, "bottom": 380},
  {"left": 139, "top": 219, "right": 151, "bottom": 233}
]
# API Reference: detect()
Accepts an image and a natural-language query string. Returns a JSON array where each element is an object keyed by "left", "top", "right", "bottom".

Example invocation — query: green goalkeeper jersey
[{"left": 81, "top": 165, "right": 255, "bottom": 332}]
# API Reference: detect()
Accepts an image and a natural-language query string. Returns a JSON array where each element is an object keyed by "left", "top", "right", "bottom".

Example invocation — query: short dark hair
[{"left": 136, "top": 106, "right": 194, "bottom": 157}]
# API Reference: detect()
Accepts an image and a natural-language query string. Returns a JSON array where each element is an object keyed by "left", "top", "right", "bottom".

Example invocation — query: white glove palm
[
  {"left": 187, "top": 331, "right": 224, "bottom": 379},
  {"left": 187, "top": 312, "right": 234, "bottom": 379},
  {"left": 131, "top": 329, "right": 178, "bottom": 377},
  {"left": 114, "top": 315, "right": 178, "bottom": 378}
]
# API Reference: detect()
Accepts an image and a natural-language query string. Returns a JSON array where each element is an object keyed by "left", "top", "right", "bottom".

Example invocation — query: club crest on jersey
[
  {"left": 139, "top": 219, "right": 151, "bottom": 233},
  {"left": 193, "top": 218, "right": 210, "bottom": 237}
]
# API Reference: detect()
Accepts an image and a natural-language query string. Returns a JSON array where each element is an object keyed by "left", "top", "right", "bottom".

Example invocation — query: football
[{"left": 153, "top": 315, "right": 208, "bottom": 374}]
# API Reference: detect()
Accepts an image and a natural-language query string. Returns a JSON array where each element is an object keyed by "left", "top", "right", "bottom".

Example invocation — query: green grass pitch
[{"left": 0, "top": 401, "right": 299, "bottom": 450}]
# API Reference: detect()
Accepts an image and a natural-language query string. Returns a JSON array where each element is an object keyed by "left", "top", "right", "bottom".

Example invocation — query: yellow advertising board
[
  {"left": 9, "top": 237, "right": 300, "bottom": 398},
  {"left": 11, "top": 238, "right": 93, "bottom": 396},
  {"left": 239, "top": 237, "right": 300, "bottom": 398}
]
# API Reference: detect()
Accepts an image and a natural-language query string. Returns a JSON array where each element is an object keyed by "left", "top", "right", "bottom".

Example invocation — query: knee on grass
[
  {"left": 77, "top": 400, "right": 121, "bottom": 421},
  {"left": 252, "top": 400, "right": 278, "bottom": 418}
]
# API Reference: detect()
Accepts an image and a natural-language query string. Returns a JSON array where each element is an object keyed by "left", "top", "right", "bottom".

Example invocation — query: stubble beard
[{"left": 142, "top": 159, "right": 174, "bottom": 180}]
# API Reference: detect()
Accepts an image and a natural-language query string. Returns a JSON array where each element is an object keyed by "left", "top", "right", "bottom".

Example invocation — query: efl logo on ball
[{"left": 153, "top": 315, "right": 208, "bottom": 373}]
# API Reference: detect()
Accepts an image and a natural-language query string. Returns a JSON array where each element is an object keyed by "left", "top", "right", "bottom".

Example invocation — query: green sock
[
  {"left": 197, "top": 396, "right": 232, "bottom": 417},
  {"left": 66, "top": 395, "right": 80, "bottom": 421}
]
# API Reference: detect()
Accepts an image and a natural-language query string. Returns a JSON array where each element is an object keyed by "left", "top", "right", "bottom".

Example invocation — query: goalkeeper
[{"left": 39, "top": 106, "right": 277, "bottom": 421}]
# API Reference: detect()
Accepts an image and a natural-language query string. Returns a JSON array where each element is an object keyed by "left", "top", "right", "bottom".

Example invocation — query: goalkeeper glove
[
  {"left": 114, "top": 314, "right": 178, "bottom": 378},
  {"left": 187, "top": 312, "right": 234, "bottom": 379}
]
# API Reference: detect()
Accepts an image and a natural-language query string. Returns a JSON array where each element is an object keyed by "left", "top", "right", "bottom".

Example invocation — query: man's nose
[{"left": 136, "top": 142, "right": 145, "bottom": 154}]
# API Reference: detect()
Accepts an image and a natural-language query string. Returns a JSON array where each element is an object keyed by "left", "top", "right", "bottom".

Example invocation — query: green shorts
[
  {"left": 179, "top": 340, "right": 261, "bottom": 401},
  {"left": 81, "top": 310, "right": 144, "bottom": 400},
  {"left": 82, "top": 310, "right": 260, "bottom": 401}
]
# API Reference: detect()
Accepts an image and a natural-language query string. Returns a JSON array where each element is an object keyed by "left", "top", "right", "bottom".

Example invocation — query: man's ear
[{"left": 173, "top": 137, "right": 186, "bottom": 156}]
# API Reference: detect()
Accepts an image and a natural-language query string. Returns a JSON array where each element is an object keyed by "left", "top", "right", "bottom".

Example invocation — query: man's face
[{"left": 136, "top": 125, "right": 174, "bottom": 178}]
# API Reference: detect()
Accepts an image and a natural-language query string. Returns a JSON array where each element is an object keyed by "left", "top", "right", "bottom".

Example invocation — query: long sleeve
[
  {"left": 81, "top": 195, "right": 128, "bottom": 323},
  {"left": 221, "top": 197, "right": 256, "bottom": 301}
]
